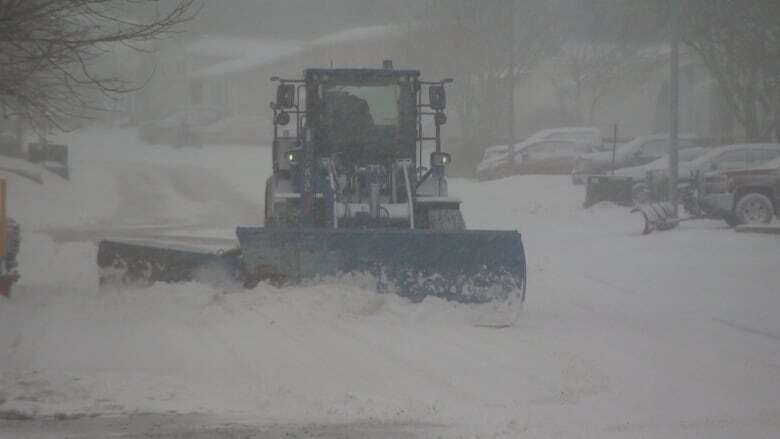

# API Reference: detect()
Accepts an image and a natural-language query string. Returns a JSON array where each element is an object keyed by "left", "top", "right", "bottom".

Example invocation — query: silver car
[{"left": 572, "top": 133, "right": 701, "bottom": 184}]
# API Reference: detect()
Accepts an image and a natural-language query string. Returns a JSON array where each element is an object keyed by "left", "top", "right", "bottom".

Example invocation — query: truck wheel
[
  {"left": 735, "top": 193, "right": 774, "bottom": 225},
  {"left": 428, "top": 209, "right": 466, "bottom": 230}
]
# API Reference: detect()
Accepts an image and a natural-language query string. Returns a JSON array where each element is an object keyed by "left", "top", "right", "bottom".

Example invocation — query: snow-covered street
[{"left": 1, "top": 129, "right": 780, "bottom": 438}]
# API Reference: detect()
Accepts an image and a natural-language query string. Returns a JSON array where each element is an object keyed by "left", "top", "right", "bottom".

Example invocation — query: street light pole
[
  {"left": 508, "top": 0, "right": 516, "bottom": 149},
  {"left": 669, "top": 0, "right": 681, "bottom": 217}
]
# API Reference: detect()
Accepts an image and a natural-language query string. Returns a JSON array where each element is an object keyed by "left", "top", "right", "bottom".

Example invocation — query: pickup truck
[{"left": 700, "top": 157, "right": 780, "bottom": 225}]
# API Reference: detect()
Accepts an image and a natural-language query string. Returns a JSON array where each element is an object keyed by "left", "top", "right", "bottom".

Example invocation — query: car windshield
[{"left": 483, "top": 148, "right": 508, "bottom": 161}]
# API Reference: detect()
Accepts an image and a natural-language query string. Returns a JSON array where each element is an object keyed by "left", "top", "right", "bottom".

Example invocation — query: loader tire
[
  {"left": 735, "top": 193, "right": 774, "bottom": 225},
  {"left": 428, "top": 209, "right": 466, "bottom": 231}
]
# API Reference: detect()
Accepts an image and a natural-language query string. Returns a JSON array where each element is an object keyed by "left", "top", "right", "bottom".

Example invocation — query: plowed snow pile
[
  {"left": 1, "top": 233, "right": 521, "bottom": 424},
  {"left": 2, "top": 128, "right": 780, "bottom": 438}
]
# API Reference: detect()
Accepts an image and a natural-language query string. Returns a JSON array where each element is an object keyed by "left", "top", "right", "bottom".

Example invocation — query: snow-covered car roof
[
  {"left": 746, "top": 156, "right": 780, "bottom": 171},
  {"left": 587, "top": 132, "right": 699, "bottom": 158},
  {"left": 615, "top": 147, "right": 707, "bottom": 177},
  {"left": 513, "top": 127, "right": 600, "bottom": 153},
  {"left": 484, "top": 144, "right": 509, "bottom": 154},
  {"left": 688, "top": 143, "right": 780, "bottom": 167}
]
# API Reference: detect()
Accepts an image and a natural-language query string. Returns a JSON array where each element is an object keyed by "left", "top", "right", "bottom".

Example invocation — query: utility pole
[
  {"left": 508, "top": 0, "right": 516, "bottom": 149},
  {"left": 669, "top": 0, "right": 681, "bottom": 217}
]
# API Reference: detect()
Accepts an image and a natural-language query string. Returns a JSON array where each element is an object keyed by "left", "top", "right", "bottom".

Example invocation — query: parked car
[
  {"left": 139, "top": 105, "right": 230, "bottom": 146},
  {"left": 516, "top": 126, "right": 603, "bottom": 151},
  {"left": 641, "top": 144, "right": 780, "bottom": 208},
  {"left": 511, "top": 138, "right": 596, "bottom": 175},
  {"left": 571, "top": 133, "right": 701, "bottom": 184},
  {"left": 476, "top": 127, "right": 603, "bottom": 181},
  {"left": 615, "top": 147, "right": 708, "bottom": 180},
  {"left": 613, "top": 147, "right": 708, "bottom": 203},
  {"left": 700, "top": 157, "right": 780, "bottom": 225},
  {"left": 650, "top": 143, "right": 780, "bottom": 182}
]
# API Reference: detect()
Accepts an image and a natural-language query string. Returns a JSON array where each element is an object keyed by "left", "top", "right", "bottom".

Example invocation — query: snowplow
[{"left": 97, "top": 63, "right": 526, "bottom": 304}]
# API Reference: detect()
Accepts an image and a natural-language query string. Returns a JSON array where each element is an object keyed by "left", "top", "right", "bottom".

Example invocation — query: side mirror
[
  {"left": 430, "top": 152, "right": 452, "bottom": 167},
  {"left": 276, "top": 84, "right": 295, "bottom": 109},
  {"left": 429, "top": 85, "right": 446, "bottom": 111}
]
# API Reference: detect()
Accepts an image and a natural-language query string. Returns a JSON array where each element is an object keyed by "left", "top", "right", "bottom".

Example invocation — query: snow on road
[{"left": 2, "top": 128, "right": 780, "bottom": 438}]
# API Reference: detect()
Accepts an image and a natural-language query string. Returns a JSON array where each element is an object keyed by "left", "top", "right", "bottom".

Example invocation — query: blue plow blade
[
  {"left": 97, "top": 240, "right": 242, "bottom": 286},
  {"left": 236, "top": 227, "right": 527, "bottom": 304}
]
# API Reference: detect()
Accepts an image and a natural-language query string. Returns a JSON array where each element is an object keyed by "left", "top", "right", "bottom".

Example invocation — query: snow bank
[
  {"left": 0, "top": 233, "right": 520, "bottom": 425},
  {"left": 55, "top": 127, "right": 270, "bottom": 209},
  {"left": 3, "top": 159, "right": 118, "bottom": 230}
]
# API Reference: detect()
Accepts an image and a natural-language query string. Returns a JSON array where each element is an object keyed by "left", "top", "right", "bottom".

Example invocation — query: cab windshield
[{"left": 322, "top": 84, "right": 400, "bottom": 127}]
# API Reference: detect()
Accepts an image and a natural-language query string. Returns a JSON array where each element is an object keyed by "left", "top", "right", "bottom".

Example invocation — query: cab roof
[{"left": 304, "top": 68, "right": 421, "bottom": 81}]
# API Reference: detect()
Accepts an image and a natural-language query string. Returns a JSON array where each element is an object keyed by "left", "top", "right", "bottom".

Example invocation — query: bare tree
[
  {"left": 412, "top": 0, "right": 562, "bottom": 142},
  {"left": 681, "top": 0, "right": 780, "bottom": 141},
  {"left": 615, "top": 0, "right": 780, "bottom": 141},
  {"left": 554, "top": 42, "right": 663, "bottom": 125},
  {"left": 0, "top": 0, "right": 199, "bottom": 135}
]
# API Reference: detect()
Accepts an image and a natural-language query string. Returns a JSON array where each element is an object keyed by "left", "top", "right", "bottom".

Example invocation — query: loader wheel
[
  {"left": 428, "top": 209, "right": 466, "bottom": 231},
  {"left": 735, "top": 193, "right": 774, "bottom": 225}
]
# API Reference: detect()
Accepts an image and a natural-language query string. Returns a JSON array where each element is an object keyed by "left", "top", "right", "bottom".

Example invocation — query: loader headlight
[
  {"left": 431, "top": 152, "right": 452, "bottom": 167},
  {"left": 286, "top": 149, "right": 301, "bottom": 166}
]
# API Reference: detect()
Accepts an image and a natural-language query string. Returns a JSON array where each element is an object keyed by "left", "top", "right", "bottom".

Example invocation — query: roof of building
[{"left": 191, "top": 25, "right": 405, "bottom": 79}]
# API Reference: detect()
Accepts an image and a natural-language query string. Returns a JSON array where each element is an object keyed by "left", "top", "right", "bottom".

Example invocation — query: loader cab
[
  {"left": 268, "top": 64, "right": 454, "bottom": 229},
  {"left": 271, "top": 67, "right": 450, "bottom": 174},
  {"left": 304, "top": 68, "right": 420, "bottom": 168}
]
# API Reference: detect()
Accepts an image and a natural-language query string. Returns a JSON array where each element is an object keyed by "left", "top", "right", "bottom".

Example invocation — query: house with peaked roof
[
  {"left": 134, "top": 26, "right": 414, "bottom": 145},
  {"left": 132, "top": 35, "right": 302, "bottom": 144}
]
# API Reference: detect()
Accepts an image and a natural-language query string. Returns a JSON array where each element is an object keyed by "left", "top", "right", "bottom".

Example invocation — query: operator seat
[{"left": 323, "top": 92, "right": 375, "bottom": 161}]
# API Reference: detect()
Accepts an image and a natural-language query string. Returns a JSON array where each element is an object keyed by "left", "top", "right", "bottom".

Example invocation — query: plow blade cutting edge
[{"left": 97, "top": 227, "right": 526, "bottom": 304}]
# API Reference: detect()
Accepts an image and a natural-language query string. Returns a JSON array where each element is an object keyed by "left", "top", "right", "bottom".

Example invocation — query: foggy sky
[{"left": 189, "top": 0, "right": 418, "bottom": 39}]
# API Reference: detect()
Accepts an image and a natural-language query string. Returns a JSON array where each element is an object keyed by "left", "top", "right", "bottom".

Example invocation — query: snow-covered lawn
[{"left": 1, "top": 128, "right": 779, "bottom": 438}]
